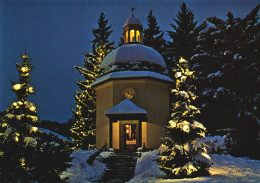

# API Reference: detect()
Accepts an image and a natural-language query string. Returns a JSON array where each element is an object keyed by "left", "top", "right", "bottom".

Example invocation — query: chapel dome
[
  {"left": 123, "top": 17, "right": 143, "bottom": 28},
  {"left": 99, "top": 44, "right": 168, "bottom": 77}
]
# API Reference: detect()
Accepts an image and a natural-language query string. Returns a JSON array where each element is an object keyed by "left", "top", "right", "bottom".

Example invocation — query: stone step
[
  {"left": 98, "top": 152, "right": 138, "bottom": 183},
  {"left": 106, "top": 162, "right": 136, "bottom": 166},
  {"left": 105, "top": 167, "right": 135, "bottom": 170},
  {"left": 102, "top": 174, "right": 134, "bottom": 179},
  {"left": 110, "top": 156, "right": 137, "bottom": 159},
  {"left": 103, "top": 170, "right": 135, "bottom": 174}
]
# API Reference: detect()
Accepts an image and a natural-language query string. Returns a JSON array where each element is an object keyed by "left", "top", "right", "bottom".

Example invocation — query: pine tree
[
  {"left": 118, "top": 32, "right": 124, "bottom": 47},
  {"left": 143, "top": 10, "right": 166, "bottom": 55},
  {"left": 190, "top": 5, "right": 260, "bottom": 158},
  {"left": 158, "top": 58, "right": 212, "bottom": 178},
  {"left": 71, "top": 12, "right": 114, "bottom": 150},
  {"left": 0, "top": 52, "right": 72, "bottom": 182},
  {"left": 92, "top": 12, "right": 114, "bottom": 54},
  {"left": 167, "top": 2, "right": 206, "bottom": 62}
]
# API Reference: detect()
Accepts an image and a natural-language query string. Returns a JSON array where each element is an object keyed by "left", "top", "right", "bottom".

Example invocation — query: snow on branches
[{"left": 158, "top": 58, "right": 212, "bottom": 178}]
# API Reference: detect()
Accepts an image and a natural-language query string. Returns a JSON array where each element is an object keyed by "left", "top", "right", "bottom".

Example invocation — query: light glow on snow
[
  {"left": 201, "top": 152, "right": 211, "bottom": 160},
  {"left": 30, "top": 126, "right": 38, "bottom": 133},
  {"left": 129, "top": 149, "right": 260, "bottom": 183}
]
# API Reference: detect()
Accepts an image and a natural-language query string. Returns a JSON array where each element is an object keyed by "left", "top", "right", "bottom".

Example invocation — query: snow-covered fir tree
[
  {"left": 167, "top": 2, "right": 206, "bottom": 62},
  {"left": 158, "top": 58, "right": 212, "bottom": 178},
  {"left": 143, "top": 10, "right": 166, "bottom": 56},
  {"left": 71, "top": 12, "right": 114, "bottom": 149},
  {"left": 191, "top": 4, "right": 260, "bottom": 158},
  {"left": 0, "top": 52, "right": 72, "bottom": 182}
]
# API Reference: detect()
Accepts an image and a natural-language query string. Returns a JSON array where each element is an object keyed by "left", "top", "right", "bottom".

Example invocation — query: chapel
[{"left": 92, "top": 12, "right": 173, "bottom": 151}]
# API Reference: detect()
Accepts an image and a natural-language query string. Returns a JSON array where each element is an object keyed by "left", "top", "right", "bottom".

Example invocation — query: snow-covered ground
[
  {"left": 129, "top": 150, "right": 260, "bottom": 183},
  {"left": 59, "top": 136, "right": 259, "bottom": 183},
  {"left": 61, "top": 150, "right": 112, "bottom": 183}
]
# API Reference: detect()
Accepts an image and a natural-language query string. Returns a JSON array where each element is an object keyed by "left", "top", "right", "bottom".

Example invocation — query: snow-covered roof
[
  {"left": 99, "top": 44, "right": 168, "bottom": 76},
  {"left": 105, "top": 99, "right": 147, "bottom": 115},
  {"left": 101, "top": 44, "right": 166, "bottom": 69},
  {"left": 92, "top": 71, "right": 173, "bottom": 87},
  {"left": 123, "top": 17, "right": 142, "bottom": 28}
]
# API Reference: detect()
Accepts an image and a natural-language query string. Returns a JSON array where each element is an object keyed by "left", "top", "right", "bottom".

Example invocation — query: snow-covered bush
[
  {"left": 203, "top": 136, "right": 227, "bottom": 154},
  {"left": 134, "top": 150, "right": 165, "bottom": 179},
  {"left": 61, "top": 150, "right": 108, "bottom": 182}
]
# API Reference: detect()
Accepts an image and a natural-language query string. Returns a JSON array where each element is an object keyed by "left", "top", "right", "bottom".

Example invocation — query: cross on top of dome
[{"left": 131, "top": 8, "right": 135, "bottom": 17}]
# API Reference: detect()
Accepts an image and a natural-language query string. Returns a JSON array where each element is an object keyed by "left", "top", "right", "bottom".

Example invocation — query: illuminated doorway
[
  {"left": 105, "top": 99, "right": 147, "bottom": 151},
  {"left": 125, "top": 124, "right": 137, "bottom": 148},
  {"left": 118, "top": 120, "right": 140, "bottom": 151}
]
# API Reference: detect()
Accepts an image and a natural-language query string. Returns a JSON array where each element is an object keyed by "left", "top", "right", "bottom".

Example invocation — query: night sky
[{"left": 0, "top": 0, "right": 259, "bottom": 122}]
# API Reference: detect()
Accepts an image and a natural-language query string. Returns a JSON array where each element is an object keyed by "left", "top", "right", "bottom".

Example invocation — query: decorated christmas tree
[
  {"left": 71, "top": 12, "right": 114, "bottom": 149},
  {"left": 158, "top": 58, "right": 212, "bottom": 178},
  {"left": 0, "top": 52, "right": 72, "bottom": 182}
]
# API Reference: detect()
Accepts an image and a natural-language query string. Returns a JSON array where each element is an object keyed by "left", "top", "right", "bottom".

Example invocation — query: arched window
[
  {"left": 130, "top": 29, "right": 135, "bottom": 42},
  {"left": 125, "top": 30, "right": 128, "bottom": 43},
  {"left": 136, "top": 30, "right": 140, "bottom": 42}
]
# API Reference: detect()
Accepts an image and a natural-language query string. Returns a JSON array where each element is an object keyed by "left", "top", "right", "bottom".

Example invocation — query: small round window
[{"left": 123, "top": 88, "right": 135, "bottom": 99}]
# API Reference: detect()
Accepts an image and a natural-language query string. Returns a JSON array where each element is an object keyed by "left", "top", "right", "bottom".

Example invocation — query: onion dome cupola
[
  {"left": 92, "top": 10, "right": 173, "bottom": 87},
  {"left": 123, "top": 8, "right": 143, "bottom": 44}
]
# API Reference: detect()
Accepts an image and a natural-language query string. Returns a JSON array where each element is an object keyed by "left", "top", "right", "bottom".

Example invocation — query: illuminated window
[
  {"left": 125, "top": 30, "right": 128, "bottom": 43},
  {"left": 136, "top": 30, "right": 140, "bottom": 42},
  {"left": 130, "top": 29, "right": 135, "bottom": 42}
]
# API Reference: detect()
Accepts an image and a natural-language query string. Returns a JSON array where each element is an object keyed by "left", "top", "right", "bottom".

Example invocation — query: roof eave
[{"left": 91, "top": 71, "right": 174, "bottom": 88}]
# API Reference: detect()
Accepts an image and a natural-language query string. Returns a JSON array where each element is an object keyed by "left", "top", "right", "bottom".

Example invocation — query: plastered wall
[{"left": 94, "top": 78, "right": 171, "bottom": 149}]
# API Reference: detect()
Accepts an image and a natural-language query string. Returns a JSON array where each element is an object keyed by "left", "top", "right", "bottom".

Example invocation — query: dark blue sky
[{"left": 0, "top": 0, "right": 259, "bottom": 122}]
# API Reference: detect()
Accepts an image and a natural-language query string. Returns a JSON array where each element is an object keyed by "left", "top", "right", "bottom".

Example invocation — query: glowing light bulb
[
  {"left": 31, "top": 127, "right": 38, "bottom": 132},
  {"left": 15, "top": 136, "right": 19, "bottom": 142},
  {"left": 21, "top": 67, "right": 28, "bottom": 72},
  {"left": 13, "top": 84, "right": 23, "bottom": 90},
  {"left": 183, "top": 124, "right": 190, "bottom": 133},
  {"left": 29, "top": 105, "right": 36, "bottom": 112},
  {"left": 179, "top": 57, "right": 186, "bottom": 63}
]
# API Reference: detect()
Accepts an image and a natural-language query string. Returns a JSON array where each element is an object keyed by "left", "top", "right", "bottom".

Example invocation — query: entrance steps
[{"left": 98, "top": 152, "right": 138, "bottom": 183}]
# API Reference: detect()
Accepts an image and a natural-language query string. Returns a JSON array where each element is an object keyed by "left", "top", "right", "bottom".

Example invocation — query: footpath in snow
[{"left": 129, "top": 150, "right": 260, "bottom": 183}]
